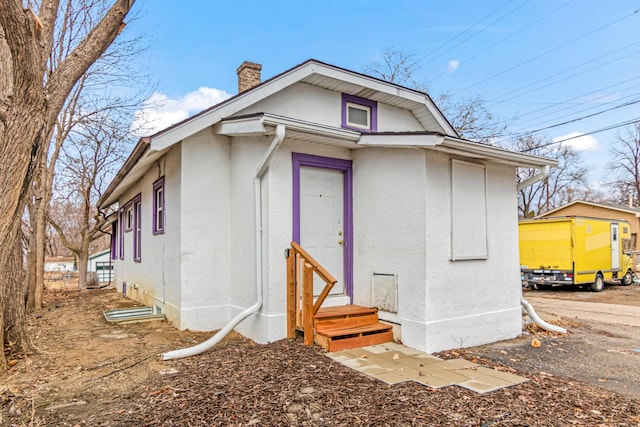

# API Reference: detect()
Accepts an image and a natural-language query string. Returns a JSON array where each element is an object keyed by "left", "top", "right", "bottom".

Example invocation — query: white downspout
[
  {"left": 521, "top": 298, "right": 567, "bottom": 334},
  {"left": 517, "top": 165, "right": 550, "bottom": 192},
  {"left": 515, "top": 163, "right": 566, "bottom": 334},
  {"left": 162, "top": 124, "right": 286, "bottom": 361}
]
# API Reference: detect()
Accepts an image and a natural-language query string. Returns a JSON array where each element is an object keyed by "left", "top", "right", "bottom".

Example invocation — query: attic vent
[{"left": 371, "top": 273, "right": 398, "bottom": 313}]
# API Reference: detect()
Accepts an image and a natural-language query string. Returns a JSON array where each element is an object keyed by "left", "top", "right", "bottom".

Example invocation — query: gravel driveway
[{"left": 467, "top": 286, "right": 640, "bottom": 398}]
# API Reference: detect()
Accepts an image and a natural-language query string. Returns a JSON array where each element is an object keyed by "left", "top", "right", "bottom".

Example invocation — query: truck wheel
[
  {"left": 590, "top": 274, "right": 604, "bottom": 292},
  {"left": 621, "top": 271, "right": 634, "bottom": 286}
]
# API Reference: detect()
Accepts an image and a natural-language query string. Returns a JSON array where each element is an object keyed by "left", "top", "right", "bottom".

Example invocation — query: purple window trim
[
  {"left": 133, "top": 193, "right": 142, "bottom": 262},
  {"left": 341, "top": 93, "right": 377, "bottom": 132},
  {"left": 110, "top": 221, "right": 117, "bottom": 260},
  {"left": 152, "top": 177, "right": 165, "bottom": 235},
  {"left": 118, "top": 208, "right": 125, "bottom": 260},
  {"left": 292, "top": 153, "right": 354, "bottom": 301}
]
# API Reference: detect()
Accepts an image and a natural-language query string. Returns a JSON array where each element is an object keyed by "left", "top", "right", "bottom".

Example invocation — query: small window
[
  {"left": 125, "top": 204, "right": 133, "bottom": 232},
  {"left": 153, "top": 177, "right": 165, "bottom": 235},
  {"left": 133, "top": 194, "right": 142, "bottom": 262},
  {"left": 110, "top": 222, "right": 117, "bottom": 260},
  {"left": 119, "top": 208, "right": 125, "bottom": 259},
  {"left": 341, "top": 94, "right": 377, "bottom": 132},
  {"left": 346, "top": 102, "right": 371, "bottom": 129}
]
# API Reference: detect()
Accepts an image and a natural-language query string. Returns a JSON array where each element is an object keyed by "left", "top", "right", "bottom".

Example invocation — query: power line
[
  {"left": 513, "top": 88, "right": 640, "bottom": 132},
  {"left": 451, "top": 8, "right": 640, "bottom": 95},
  {"left": 427, "top": 0, "right": 574, "bottom": 83},
  {"left": 505, "top": 75, "right": 640, "bottom": 123},
  {"left": 519, "top": 117, "right": 640, "bottom": 152},
  {"left": 502, "top": 97, "right": 640, "bottom": 141},
  {"left": 489, "top": 40, "right": 640, "bottom": 103},
  {"left": 415, "top": 0, "right": 525, "bottom": 69}
]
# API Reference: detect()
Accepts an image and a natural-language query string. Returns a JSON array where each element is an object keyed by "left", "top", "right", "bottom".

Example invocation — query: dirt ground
[{"left": 1, "top": 284, "right": 639, "bottom": 426}]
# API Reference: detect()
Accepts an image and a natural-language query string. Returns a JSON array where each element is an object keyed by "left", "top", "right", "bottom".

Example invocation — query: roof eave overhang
[{"left": 436, "top": 137, "right": 558, "bottom": 169}]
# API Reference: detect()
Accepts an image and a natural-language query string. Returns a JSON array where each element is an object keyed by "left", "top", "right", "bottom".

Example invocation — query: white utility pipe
[
  {"left": 162, "top": 124, "right": 286, "bottom": 361},
  {"left": 517, "top": 165, "right": 550, "bottom": 191},
  {"left": 521, "top": 297, "right": 567, "bottom": 334}
]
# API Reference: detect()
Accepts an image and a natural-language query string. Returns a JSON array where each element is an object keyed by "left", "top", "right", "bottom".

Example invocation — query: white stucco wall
[
  {"left": 178, "top": 130, "right": 233, "bottom": 330},
  {"left": 113, "top": 145, "right": 182, "bottom": 321},
  {"left": 352, "top": 148, "right": 428, "bottom": 345},
  {"left": 352, "top": 148, "right": 521, "bottom": 353},
  {"left": 421, "top": 152, "right": 522, "bottom": 352}
]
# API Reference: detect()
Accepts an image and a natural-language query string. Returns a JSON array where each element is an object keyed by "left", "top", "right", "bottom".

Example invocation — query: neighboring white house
[
  {"left": 44, "top": 256, "right": 76, "bottom": 273},
  {"left": 98, "top": 59, "right": 556, "bottom": 353},
  {"left": 88, "top": 249, "right": 113, "bottom": 283}
]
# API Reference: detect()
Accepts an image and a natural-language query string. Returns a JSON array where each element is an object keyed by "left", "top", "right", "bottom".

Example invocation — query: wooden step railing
[{"left": 286, "top": 241, "right": 337, "bottom": 346}]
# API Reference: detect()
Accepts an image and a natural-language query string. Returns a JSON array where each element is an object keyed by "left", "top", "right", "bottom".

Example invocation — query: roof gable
[
  {"left": 148, "top": 59, "right": 458, "bottom": 153},
  {"left": 540, "top": 200, "right": 640, "bottom": 218}
]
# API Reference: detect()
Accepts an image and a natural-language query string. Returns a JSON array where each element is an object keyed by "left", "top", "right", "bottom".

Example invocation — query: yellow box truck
[{"left": 519, "top": 216, "right": 634, "bottom": 291}]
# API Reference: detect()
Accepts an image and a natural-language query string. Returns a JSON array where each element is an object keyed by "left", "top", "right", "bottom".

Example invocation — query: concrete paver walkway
[{"left": 327, "top": 342, "right": 528, "bottom": 394}]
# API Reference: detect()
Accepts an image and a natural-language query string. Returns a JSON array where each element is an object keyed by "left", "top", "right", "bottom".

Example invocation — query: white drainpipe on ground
[{"left": 162, "top": 124, "right": 286, "bottom": 361}]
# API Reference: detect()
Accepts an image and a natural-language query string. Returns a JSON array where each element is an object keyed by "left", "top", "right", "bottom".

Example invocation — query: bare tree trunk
[
  {"left": 77, "top": 251, "right": 89, "bottom": 289},
  {"left": 0, "top": 0, "right": 135, "bottom": 369},
  {"left": 0, "top": 226, "right": 34, "bottom": 369}
]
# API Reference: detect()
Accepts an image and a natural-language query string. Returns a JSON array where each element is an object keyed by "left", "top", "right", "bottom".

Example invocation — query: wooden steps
[{"left": 313, "top": 305, "right": 393, "bottom": 352}]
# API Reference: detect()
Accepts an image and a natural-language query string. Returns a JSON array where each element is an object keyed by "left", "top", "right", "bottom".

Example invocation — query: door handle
[{"left": 338, "top": 239, "right": 344, "bottom": 245}]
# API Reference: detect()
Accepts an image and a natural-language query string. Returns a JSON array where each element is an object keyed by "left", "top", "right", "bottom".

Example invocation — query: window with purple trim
[
  {"left": 153, "top": 177, "right": 165, "bottom": 235},
  {"left": 124, "top": 203, "right": 133, "bottom": 232},
  {"left": 133, "top": 194, "right": 142, "bottom": 262},
  {"left": 110, "top": 221, "right": 117, "bottom": 260},
  {"left": 341, "top": 94, "right": 377, "bottom": 132},
  {"left": 118, "top": 208, "right": 125, "bottom": 259}
]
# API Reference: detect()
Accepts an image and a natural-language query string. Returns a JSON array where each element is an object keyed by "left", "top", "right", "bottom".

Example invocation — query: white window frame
[{"left": 346, "top": 102, "right": 371, "bottom": 130}]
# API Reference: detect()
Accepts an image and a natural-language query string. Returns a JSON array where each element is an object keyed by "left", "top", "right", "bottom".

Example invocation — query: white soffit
[{"left": 359, "top": 134, "right": 444, "bottom": 147}]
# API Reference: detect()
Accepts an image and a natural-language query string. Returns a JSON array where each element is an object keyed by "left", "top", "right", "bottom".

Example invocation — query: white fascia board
[
  {"left": 214, "top": 116, "right": 266, "bottom": 135},
  {"left": 439, "top": 137, "right": 558, "bottom": 168},
  {"left": 101, "top": 149, "right": 165, "bottom": 206},
  {"left": 262, "top": 114, "right": 361, "bottom": 141},
  {"left": 215, "top": 113, "right": 361, "bottom": 142},
  {"left": 359, "top": 134, "right": 444, "bottom": 147}
]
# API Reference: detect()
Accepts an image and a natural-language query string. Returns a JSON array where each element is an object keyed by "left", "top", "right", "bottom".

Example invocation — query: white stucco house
[
  {"left": 98, "top": 59, "right": 556, "bottom": 353},
  {"left": 44, "top": 256, "right": 76, "bottom": 273}
]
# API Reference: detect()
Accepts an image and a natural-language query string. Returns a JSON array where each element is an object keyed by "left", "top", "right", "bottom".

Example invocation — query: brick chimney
[{"left": 236, "top": 61, "right": 262, "bottom": 93}]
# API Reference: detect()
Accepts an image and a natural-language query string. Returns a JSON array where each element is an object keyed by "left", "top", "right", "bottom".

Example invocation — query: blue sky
[{"left": 129, "top": 0, "right": 640, "bottom": 183}]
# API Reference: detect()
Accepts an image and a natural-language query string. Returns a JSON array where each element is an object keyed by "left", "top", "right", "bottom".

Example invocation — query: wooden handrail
[
  {"left": 290, "top": 242, "right": 337, "bottom": 285},
  {"left": 286, "top": 241, "right": 338, "bottom": 346}
]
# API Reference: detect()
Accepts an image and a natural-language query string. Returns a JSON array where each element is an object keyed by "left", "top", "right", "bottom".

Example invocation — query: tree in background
[
  {"left": 608, "top": 123, "right": 640, "bottom": 206},
  {"left": 513, "top": 135, "right": 589, "bottom": 218},
  {"left": 23, "top": 1, "right": 147, "bottom": 310},
  {"left": 49, "top": 109, "right": 131, "bottom": 288},
  {"left": 0, "top": 0, "right": 135, "bottom": 369}
]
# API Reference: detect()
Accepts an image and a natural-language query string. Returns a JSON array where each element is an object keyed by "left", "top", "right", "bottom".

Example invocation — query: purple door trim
[{"left": 292, "top": 153, "right": 353, "bottom": 301}]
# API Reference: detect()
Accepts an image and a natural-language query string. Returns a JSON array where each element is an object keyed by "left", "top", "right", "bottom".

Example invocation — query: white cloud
[
  {"left": 131, "top": 87, "right": 232, "bottom": 136},
  {"left": 552, "top": 131, "right": 599, "bottom": 151},
  {"left": 447, "top": 60, "right": 460, "bottom": 73}
]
